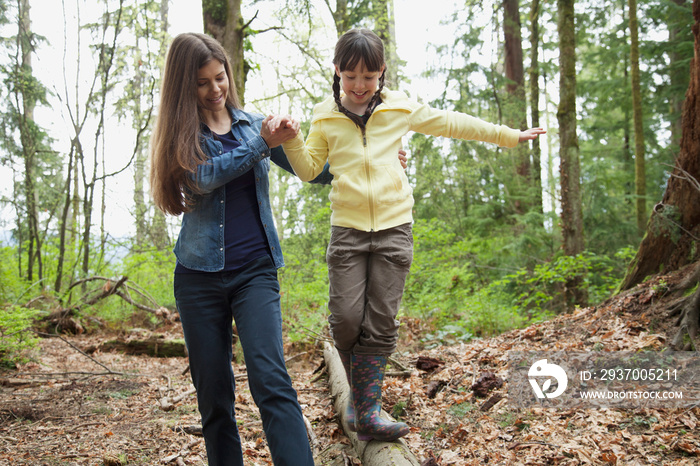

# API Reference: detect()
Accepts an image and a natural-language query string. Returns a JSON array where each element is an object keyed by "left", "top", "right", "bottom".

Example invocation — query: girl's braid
[
  {"left": 363, "top": 70, "right": 386, "bottom": 121},
  {"left": 333, "top": 74, "right": 364, "bottom": 128},
  {"left": 333, "top": 71, "right": 386, "bottom": 129}
]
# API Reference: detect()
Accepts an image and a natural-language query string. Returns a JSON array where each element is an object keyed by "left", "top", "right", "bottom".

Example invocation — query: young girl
[{"left": 272, "top": 28, "right": 545, "bottom": 442}]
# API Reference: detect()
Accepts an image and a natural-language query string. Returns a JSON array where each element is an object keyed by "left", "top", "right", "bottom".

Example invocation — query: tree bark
[
  {"left": 149, "top": 0, "right": 172, "bottom": 250},
  {"left": 628, "top": 0, "right": 647, "bottom": 235},
  {"left": 372, "top": 0, "right": 399, "bottom": 87},
  {"left": 669, "top": 0, "right": 691, "bottom": 151},
  {"left": 202, "top": 0, "right": 248, "bottom": 105},
  {"left": 528, "top": 0, "right": 543, "bottom": 215},
  {"left": 557, "top": 0, "right": 586, "bottom": 308},
  {"left": 620, "top": 0, "right": 700, "bottom": 291},
  {"left": 503, "top": 0, "right": 530, "bottom": 215},
  {"left": 17, "top": 0, "right": 43, "bottom": 281},
  {"left": 96, "top": 338, "right": 187, "bottom": 358},
  {"left": 323, "top": 343, "right": 419, "bottom": 466}
]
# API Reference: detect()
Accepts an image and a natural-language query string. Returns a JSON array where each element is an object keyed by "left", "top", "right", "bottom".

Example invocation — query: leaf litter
[{"left": 0, "top": 267, "right": 698, "bottom": 465}]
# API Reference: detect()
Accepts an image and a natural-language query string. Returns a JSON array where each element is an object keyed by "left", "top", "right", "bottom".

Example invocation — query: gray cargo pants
[{"left": 326, "top": 223, "right": 413, "bottom": 355}]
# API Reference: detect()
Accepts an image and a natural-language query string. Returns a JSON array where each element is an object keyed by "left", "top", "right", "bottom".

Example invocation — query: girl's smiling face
[
  {"left": 336, "top": 61, "right": 385, "bottom": 114},
  {"left": 197, "top": 59, "right": 229, "bottom": 115}
]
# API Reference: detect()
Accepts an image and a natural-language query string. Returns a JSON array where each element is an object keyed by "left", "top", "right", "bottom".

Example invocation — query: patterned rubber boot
[
  {"left": 337, "top": 349, "right": 356, "bottom": 431},
  {"left": 351, "top": 353, "right": 409, "bottom": 442}
]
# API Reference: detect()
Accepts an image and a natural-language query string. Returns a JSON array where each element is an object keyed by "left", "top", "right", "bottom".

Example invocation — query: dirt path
[{"left": 0, "top": 332, "right": 354, "bottom": 465}]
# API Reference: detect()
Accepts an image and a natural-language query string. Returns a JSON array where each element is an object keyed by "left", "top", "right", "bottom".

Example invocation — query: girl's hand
[
  {"left": 262, "top": 115, "right": 300, "bottom": 147},
  {"left": 519, "top": 127, "right": 546, "bottom": 142}
]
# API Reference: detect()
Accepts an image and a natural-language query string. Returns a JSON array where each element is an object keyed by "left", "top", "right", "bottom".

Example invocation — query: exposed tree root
[{"left": 669, "top": 261, "right": 700, "bottom": 350}]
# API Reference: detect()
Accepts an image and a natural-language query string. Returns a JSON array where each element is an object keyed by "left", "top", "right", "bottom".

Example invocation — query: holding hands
[{"left": 262, "top": 115, "right": 300, "bottom": 147}]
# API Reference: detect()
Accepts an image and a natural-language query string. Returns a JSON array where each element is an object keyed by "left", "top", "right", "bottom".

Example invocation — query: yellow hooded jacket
[{"left": 282, "top": 89, "right": 521, "bottom": 232}]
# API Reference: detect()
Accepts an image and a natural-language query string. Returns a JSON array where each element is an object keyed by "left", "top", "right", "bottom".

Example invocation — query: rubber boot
[
  {"left": 351, "top": 353, "right": 409, "bottom": 442},
  {"left": 337, "top": 349, "right": 356, "bottom": 431}
]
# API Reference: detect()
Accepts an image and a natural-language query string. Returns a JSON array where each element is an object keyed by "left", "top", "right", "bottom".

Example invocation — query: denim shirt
[{"left": 173, "top": 108, "right": 331, "bottom": 272}]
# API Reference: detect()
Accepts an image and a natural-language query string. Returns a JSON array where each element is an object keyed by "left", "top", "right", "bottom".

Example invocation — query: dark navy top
[{"left": 175, "top": 130, "right": 269, "bottom": 273}]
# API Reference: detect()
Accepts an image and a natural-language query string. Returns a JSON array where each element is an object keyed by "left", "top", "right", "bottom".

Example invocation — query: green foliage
[
  {"left": 495, "top": 247, "right": 637, "bottom": 315},
  {"left": 421, "top": 323, "right": 473, "bottom": 349},
  {"left": 0, "top": 245, "right": 26, "bottom": 303},
  {"left": 3, "top": 235, "right": 177, "bottom": 334},
  {"left": 0, "top": 305, "right": 40, "bottom": 368},
  {"left": 447, "top": 401, "right": 475, "bottom": 419},
  {"left": 116, "top": 247, "right": 175, "bottom": 309},
  {"left": 278, "top": 235, "right": 330, "bottom": 342},
  {"left": 90, "top": 245, "right": 176, "bottom": 329},
  {"left": 400, "top": 220, "right": 636, "bottom": 339},
  {"left": 403, "top": 219, "right": 527, "bottom": 337}
]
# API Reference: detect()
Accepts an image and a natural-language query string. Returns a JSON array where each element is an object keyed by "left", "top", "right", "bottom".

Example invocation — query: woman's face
[
  {"left": 335, "top": 60, "right": 384, "bottom": 112},
  {"left": 197, "top": 59, "right": 228, "bottom": 115}
]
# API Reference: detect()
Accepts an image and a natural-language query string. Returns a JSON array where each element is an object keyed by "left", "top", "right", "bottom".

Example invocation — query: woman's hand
[
  {"left": 261, "top": 115, "right": 300, "bottom": 147},
  {"left": 398, "top": 149, "right": 408, "bottom": 170},
  {"left": 518, "top": 127, "right": 547, "bottom": 142}
]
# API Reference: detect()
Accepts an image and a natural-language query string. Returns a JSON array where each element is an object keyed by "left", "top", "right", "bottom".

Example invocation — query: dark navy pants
[{"left": 174, "top": 256, "right": 314, "bottom": 466}]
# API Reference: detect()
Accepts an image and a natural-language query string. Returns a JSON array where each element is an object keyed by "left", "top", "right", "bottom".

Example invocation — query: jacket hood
[{"left": 311, "top": 89, "right": 414, "bottom": 123}]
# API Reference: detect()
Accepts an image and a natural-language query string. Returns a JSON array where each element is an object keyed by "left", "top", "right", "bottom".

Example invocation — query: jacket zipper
[{"left": 361, "top": 126, "right": 375, "bottom": 232}]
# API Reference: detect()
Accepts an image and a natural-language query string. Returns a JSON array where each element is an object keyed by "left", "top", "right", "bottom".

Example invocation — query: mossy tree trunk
[
  {"left": 202, "top": 0, "right": 248, "bottom": 105},
  {"left": 557, "top": 0, "right": 586, "bottom": 308},
  {"left": 628, "top": 0, "right": 647, "bottom": 235},
  {"left": 503, "top": 0, "right": 531, "bottom": 215},
  {"left": 528, "top": 0, "right": 543, "bottom": 216},
  {"left": 620, "top": 0, "right": 700, "bottom": 291}
]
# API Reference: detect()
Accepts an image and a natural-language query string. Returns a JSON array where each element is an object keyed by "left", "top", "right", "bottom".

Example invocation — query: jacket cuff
[
  {"left": 250, "top": 134, "right": 271, "bottom": 156},
  {"left": 501, "top": 127, "right": 521, "bottom": 148}
]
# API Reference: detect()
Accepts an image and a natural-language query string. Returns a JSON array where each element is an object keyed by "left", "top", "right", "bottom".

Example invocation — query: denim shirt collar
[{"left": 173, "top": 108, "right": 285, "bottom": 271}]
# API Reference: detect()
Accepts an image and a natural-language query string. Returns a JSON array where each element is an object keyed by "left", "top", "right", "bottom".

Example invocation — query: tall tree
[
  {"left": 16, "top": 0, "right": 40, "bottom": 280},
  {"left": 624, "top": 0, "right": 700, "bottom": 349},
  {"left": 202, "top": 0, "right": 248, "bottom": 104},
  {"left": 620, "top": 0, "right": 700, "bottom": 291},
  {"left": 503, "top": 0, "right": 530, "bottom": 215},
  {"left": 628, "top": 0, "right": 646, "bottom": 234},
  {"left": 528, "top": 0, "right": 543, "bottom": 214},
  {"left": 115, "top": 0, "right": 169, "bottom": 249},
  {"left": 668, "top": 0, "right": 692, "bottom": 151},
  {"left": 149, "top": 0, "right": 171, "bottom": 249},
  {"left": 557, "top": 0, "right": 586, "bottom": 308},
  {"left": 370, "top": 0, "right": 399, "bottom": 86},
  {"left": 2, "top": 0, "right": 54, "bottom": 283}
]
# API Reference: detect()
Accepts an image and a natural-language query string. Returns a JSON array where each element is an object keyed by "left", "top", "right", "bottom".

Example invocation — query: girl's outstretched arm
[{"left": 519, "top": 127, "right": 547, "bottom": 142}]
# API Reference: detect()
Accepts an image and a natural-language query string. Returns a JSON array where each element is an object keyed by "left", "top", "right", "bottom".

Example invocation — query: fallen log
[
  {"left": 322, "top": 342, "right": 420, "bottom": 466},
  {"left": 94, "top": 337, "right": 187, "bottom": 357}
]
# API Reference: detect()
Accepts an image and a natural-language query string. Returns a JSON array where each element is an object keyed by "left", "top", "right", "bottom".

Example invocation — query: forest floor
[{"left": 1, "top": 264, "right": 700, "bottom": 465}]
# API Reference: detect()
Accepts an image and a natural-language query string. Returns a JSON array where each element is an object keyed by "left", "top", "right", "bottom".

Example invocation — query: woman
[{"left": 149, "top": 32, "right": 321, "bottom": 466}]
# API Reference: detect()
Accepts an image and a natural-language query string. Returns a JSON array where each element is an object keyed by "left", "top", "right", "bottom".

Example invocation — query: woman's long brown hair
[
  {"left": 332, "top": 28, "right": 386, "bottom": 128},
  {"left": 149, "top": 33, "right": 241, "bottom": 216}
]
